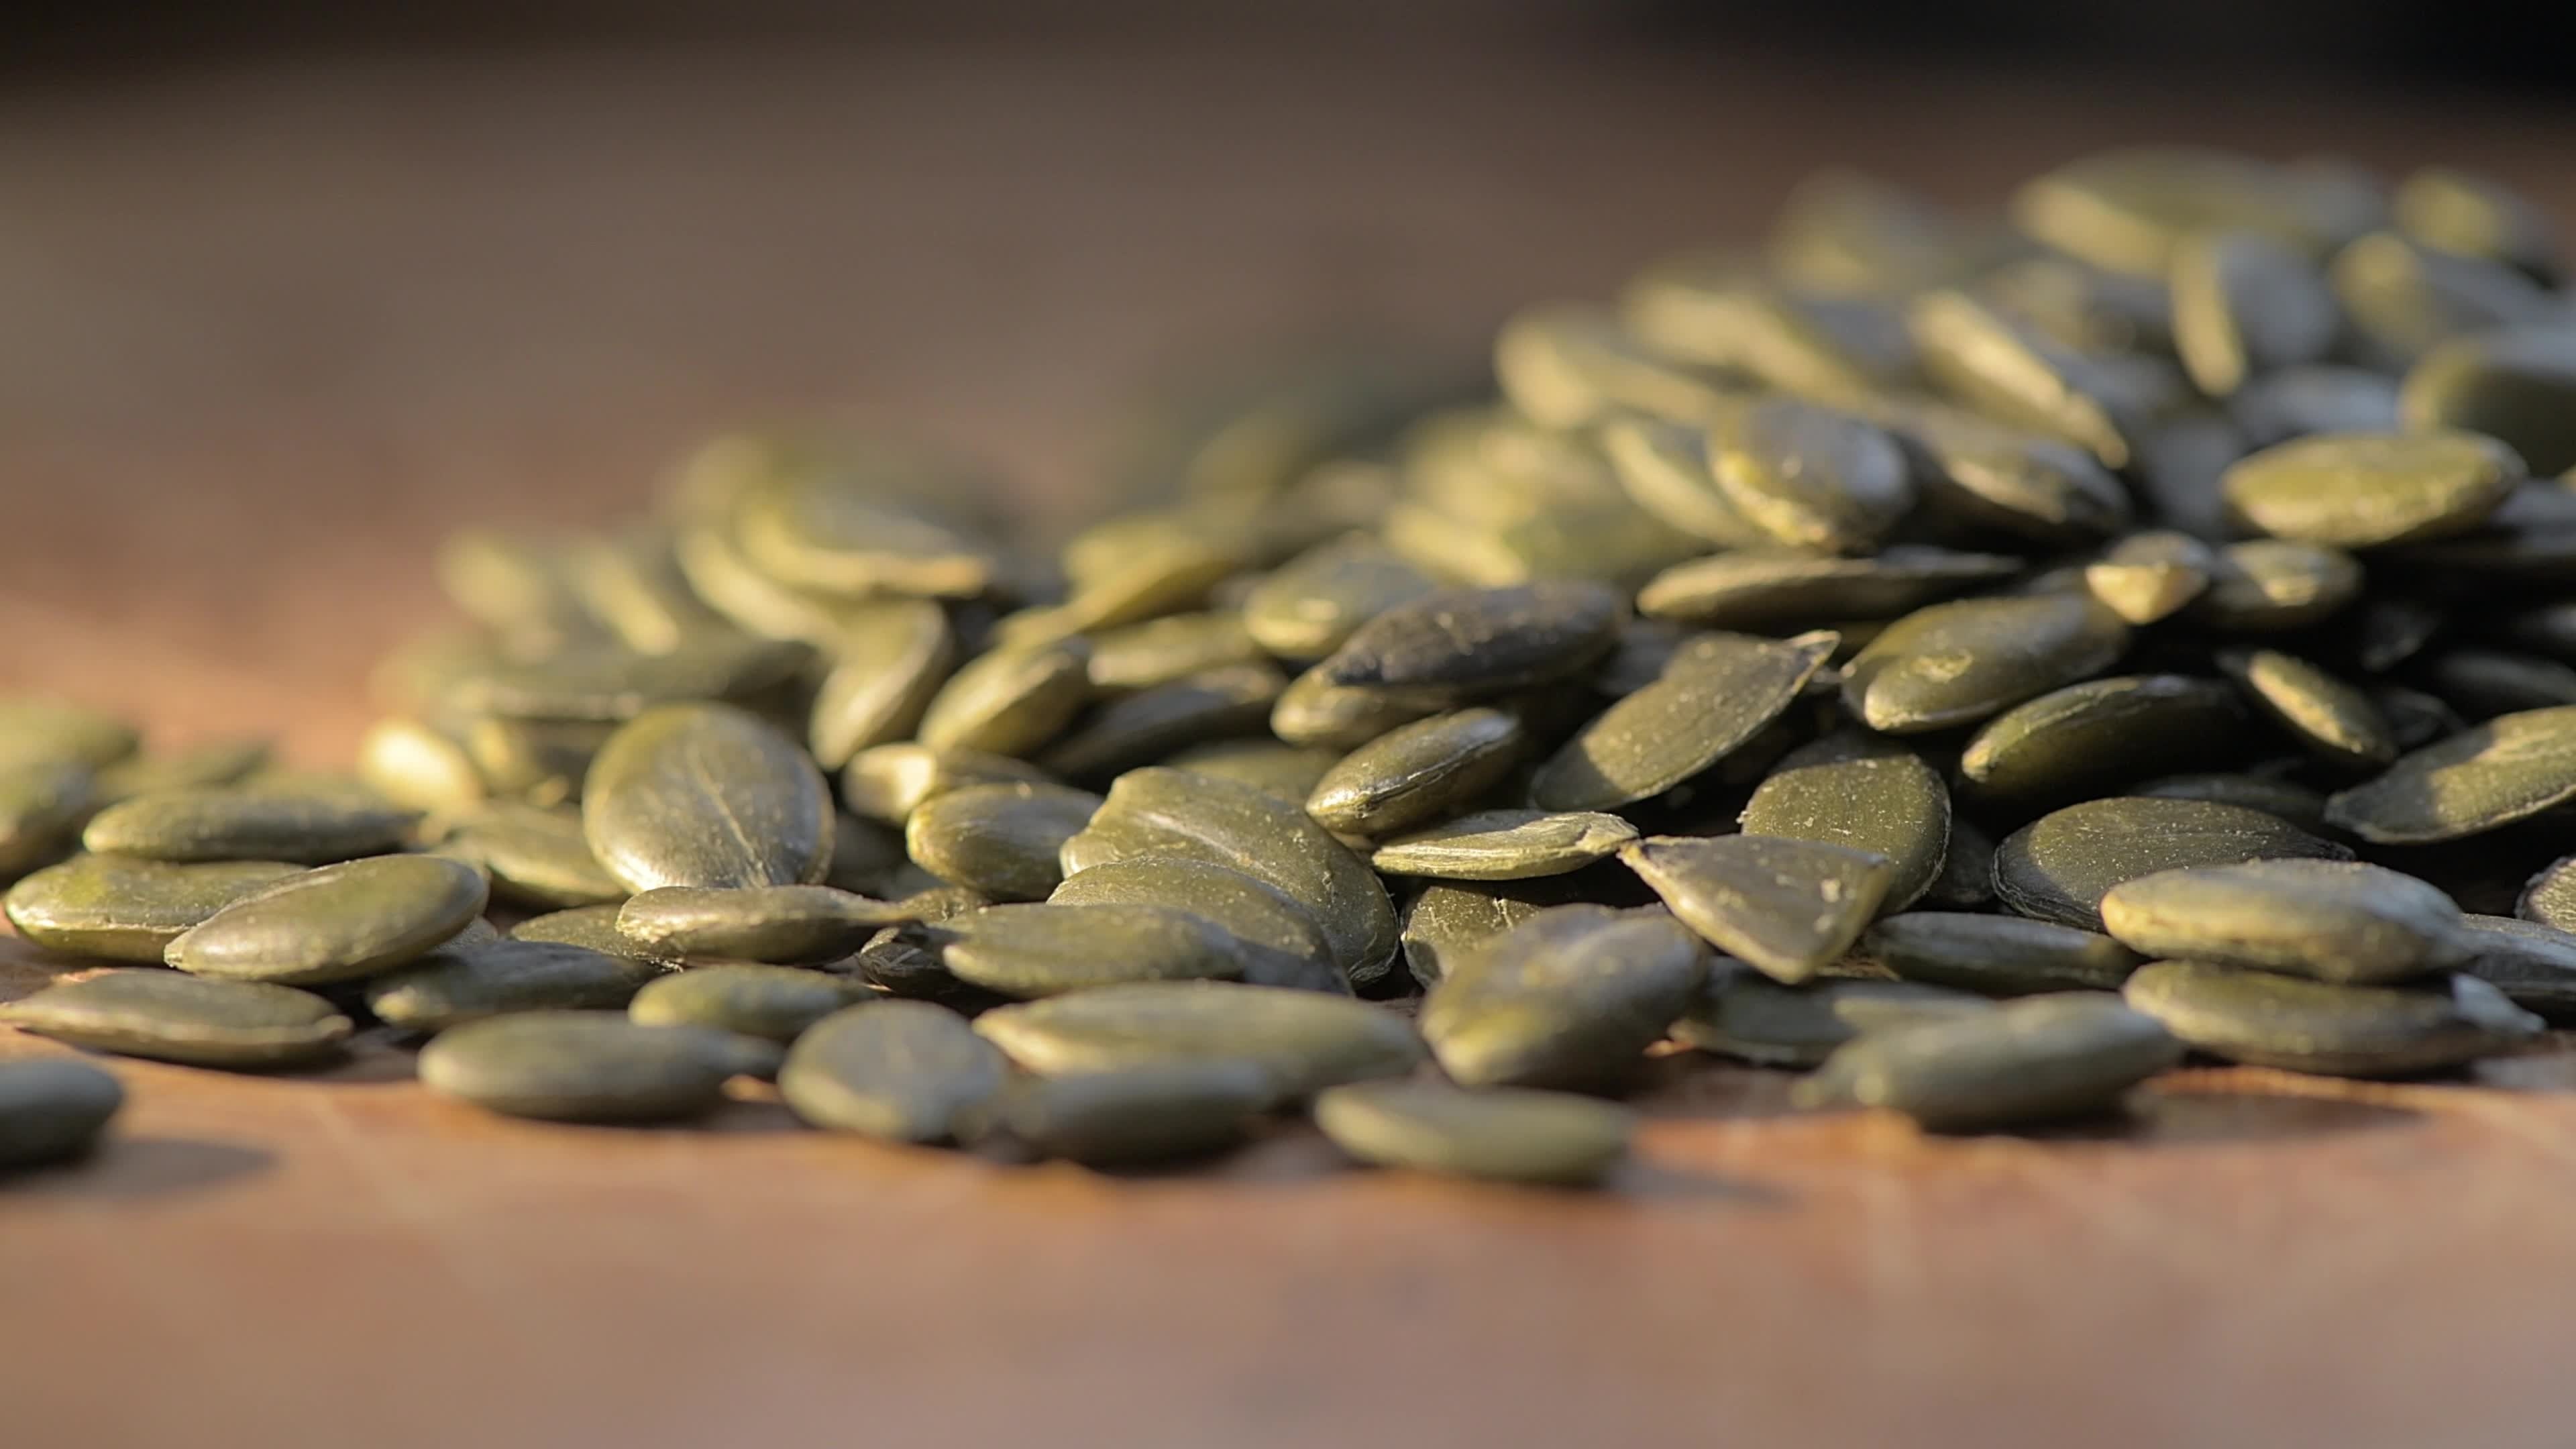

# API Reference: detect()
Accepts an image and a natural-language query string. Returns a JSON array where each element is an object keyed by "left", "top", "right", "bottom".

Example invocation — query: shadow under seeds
[{"left": 3, "top": 1135, "right": 275, "bottom": 1201}]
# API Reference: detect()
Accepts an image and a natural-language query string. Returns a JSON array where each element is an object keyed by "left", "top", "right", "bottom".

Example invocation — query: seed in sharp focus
[
  {"left": 2123, "top": 961, "right": 2542, "bottom": 1077},
  {"left": 0, "top": 1059, "right": 125, "bottom": 1171},
  {"left": 904, "top": 782, "right": 1104, "bottom": 902},
  {"left": 2325, "top": 706, "right": 2576, "bottom": 844},
  {"left": 1419, "top": 904, "right": 1707, "bottom": 1090},
  {"left": 1794, "top": 993, "right": 2183, "bottom": 1132},
  {"left": 1861, "top": 911, "right": 2143, "bottom": 994},
  {"left": 581, "top": 702, "right": 835, "bottom": 892},
  {"left": 1268, "top": 667, "right": 1440, "bottom": 749},
  {"left": 780, "top": 1000, "right": 1009, "bottom": 1142},
  {"left": 1304, "top": 707, "right": 1524, "bottom": 838},
  {"left": 1840, "top": 594, "right": 2131, "bottom": 735},
  {"left": 975, "top": 981, "right": 1421, "bottom": 1098},
  {"left": 164, "top": 855, "right": 490, "bottom": 986},
  {"left": 1399, "top": 875, "right": 1612, "bottom": 989},
  {"left": 1371, "top": 808, "right": 1640, "bottom": 881},
  {"left": 509, "top": 903, "right": 665, "bottom": 961},
  {"left": 1672, "top": 964, "right": 1990, "bottom": 1068},
  {"left": 1315, "top": 582, "right": 1625, "bottom": 702},
  {"left": 2099, "top": 859, "right": 2468, "bottom": 984},
  {"left": 913, "top": 636, "right": 1094, "bottom": 758},
  {"left": 417, "top": 1012, "right": 754, "bottom": 1123},
  {"left": 0, "top": 971, "right": 351, "bottom": 1069},
  {"left": 1739, "top": 732, "right": 1950, "bottom": 914},
  {"left": 1530, "top": 629, "right": 1834, "bottom": 812},
  {"left": 5, "top": 855, "right": 304, "bottom": 962},
  {"left": 629, "top": 963, "right": 873, "bottom": 1042},
  {"left": 933, "top": 902, "right": 1248, "bottom": 998},
  {"left": 1314, "top": 1079, "right": 1634, "bottom": 1187},
  {"left": 80, "top": 783, "right": 419, "bottom": 865},
  {"left": 2521, "top": 855, "right": 2576, "bottom": 933},
  {"left": 614, "top": 884, "right": 912, "bottom": 963},
  {"left": 1051, "top": 857, "right": 1346, "bottom": 996},
  {"left": 1959, "top": 675, "right": 2246, "bottom": 806},
  {"left": 366, "top": 938, "right": 669, "bottom": 1033},
  {"left": 2220, "top": 431, "right": 2524, "bottom": 549},
  {"left": 1619, "top": 834, "right": 1892, "bottom": 985}
]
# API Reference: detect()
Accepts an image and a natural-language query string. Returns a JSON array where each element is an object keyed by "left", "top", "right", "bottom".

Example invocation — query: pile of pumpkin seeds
[{"left": 9, "top": 146, "right": 2576, "bottom": 1185}]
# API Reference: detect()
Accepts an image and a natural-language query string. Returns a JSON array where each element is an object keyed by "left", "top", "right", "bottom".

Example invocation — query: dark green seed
[
  {"left": 1909, "top": 289, "right": 2155, "bottom": 468},
  {"left": 839, "top": 743, "right": 1054, "bottom": 826},
  {"left": 418, "top": 1012, "right": 753, "bottom": 1122},
  {"left": 1701, "top": 397, "right": 1915, "bottom": 553},
  {"left": 2082, "top": 531, "right": 2214, "bottom": 624},
  {"left": 1739, "top": 733, "right": 1949, "bottom": 914},
  {"left": 165, "top": 855, "right": 489, "bottom": 986},
  {"left": 853, "top": 920, "right": 1006, "bottom": 1014},
  {"left": 2420, "top": 649, "right": 2576, "bottom": 719},
  {"left": 1241, "top": 535, "right": 1440, "bottom": 659},
  {"left": 1268, "top": 668, "right": 1438, "bottom": 749},
  {"left": 1861, "top": 911, "right": 2143, "bottom": 994},
  {"left": 2100, "top": 859, "right": 2467, "bottom": 983},
  {"left": 1159, "top": 739, "right": 1345, "bottom": 802},
  {"left": 1036, "top": 662, "right": 1284, "bottom": 783},
  {"left": 1795, "top": 993, "right": 2182, "bottom": 1130},
  {"left": 366, "top": 938, "right": 668, "bottom": 1032},
  {"left": 2230, "top": 366, "right": 2402, "bottom": 448},
  {"left": 1000, "top": 1060, "right": 1278, "bottom": 1165},
  {"left": 2123, "top": 961, "right": 2541, "bottom": 1077},
  {"left": 730, "top": 470, "right": 999, "bottom": 599},
  {"left": 2135, "top": 771, "right": 2333, "bottom": 834},
  {"left": 1634, "top": 546, "right": 2018, "bottom": 631},
  {"left": 1051, "top": 858, "right": 1344, "bottom": 996},
  {"left": 509, "top": 904, "right": 664, "bottom": 961},
  {"left": 1305, "top": 708, "right": 1524, "bottom": 837},
  {"left": 582, "top": 702, "right": 835, "bottom": 892},
  {"left": 1879, "top": 400, "right": 2135, "bottom": 544},
  {"left": 2190, "top": 539, "right": 2365, "bottom": 632},
  {"left": 779, "top": 1000, "right": 1009, "bottom": 1142},
  {"left": 443, "top": 635, "right": 809, "bottom": 722},
  {"left": 436, "top": 802, "right": 627, "bottom": 909},
  {"left": 1399, "top": 876, "right": 1605, "bottom": 989},
  {"left": 2399, "top": 328, "right": 2576, "bottom": 478},
  {"left": 1621, "top": 834, "right": 1893, "bottom": 983},
  {"left": 1599, "top": 413, "right": 1774, "bottom": 547},
  {"left": 1313, "top": 1079, "right": 1633, "bottom": 1187},
  {"left": 83, "top": 784, "right": 419, "bottom": 865},
  {"left": 1371, "top": 809, "right": 1640, "bottom": 881},
  {"left": 975, "top": 981, "right": 1419, "bottom": 1097},
  {"left": 0, "top": 699, "right": 138, "bottom": 773},
  {"left": 5, "top": 855, "right": 303, "bottom": 962},
  {"left": 904, "top": 782, "right": 1103, "bottom": 902},
  {"left": 629, "top": 963, "right": 871, "bottom": 1042},
  {"left": 1530, "top": 631, "right": 1834, "bottom": 811},
  {"left": 914, "top": 637, "right": 1094, "bottom": 757},
  {"left": 935, "top": 902, "right": 1246, "bottom": 998},
  {"left": 2218, "top": 649, "right": 2398, "bottom": 769},
  {"left": 1922, "top": 816, "right": 1997, "bottom": 908},
  {"left": 2324, "top": 706, "right": 2576, "bottom": 843},
  {"left": 1993, "top": 796, "right": 2353, "bottom": 930},
  {"left": 1, "top": 762, "right": 96, "bottom": 880},
  {"left": 0, "top": 1059, "right": 124, "bottom": 1170},
  {"left": 0, "top": 971, "right": 351, "bottom": 1069},
  {"left": 1841, "top": 594, "right": 2130, "bottom": 735},
  {"left": 614, "top": 884, "right": 911, "bottom": 963},
  {"left": 2456, "top": 914, "right": 2576, "bottom": 1021},
  {"left": 2169, "top": 230, "right": 2339, "bottom": 395},
  {"left": 1959, "top": 676, "right": 2245, "bottom": 805},
  {"left": 805, "top": 598, "right": 954, "bottom": 769},
  {"left": 2520, "top": 855, "right": 2576, "bottom": 932},
  {"left": 2222, "top": 431, "right": 2523, "bottom": 549},
  {"left": 1420, "top": 904, "right": 1707, "bottom": 1090},
  {"left": 1315, "top": 582, "right": 1624, "bottom": 701},
  {"left": 1085, "top": 612, "right": 1267, "bottom": 693},
  {"left": 1671, "top": 965, "right": 1988, "bottom": 1067}
]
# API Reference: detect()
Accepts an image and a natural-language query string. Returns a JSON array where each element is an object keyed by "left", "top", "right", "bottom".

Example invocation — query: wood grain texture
[{"left": 6, "top": 44, "right": 2576, "bottom": 1449}]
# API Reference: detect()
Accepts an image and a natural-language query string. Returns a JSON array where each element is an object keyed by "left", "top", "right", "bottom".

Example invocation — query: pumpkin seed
[
  {"left": 508, "top": 904, "right": 664, "bottom": 961},
  {"left": 2324, "top": 706, "right": 2576, "bottom": 843},
  {"left": 1371, "top": 809, "right": 1640, "bottom": 881},
  {"left": 1635, "top": 546, "right": 2019, "bottom": 630},
  {"left": 0, "top": 763, "right": 95, "bottom": 881},
  {"left": 2100, "top": 859, "right": 2468, "bottom": 983},
  {"left": 1304, "top": 708, "right": 1523, "bottom": 837},
  {"left": 2123, "top": 961, "right": 2542, "bottom": 1077},
  {"left": 614, "top": 884, "right": 911, "bottom": 963},
  {"left": 5, "top": 855, "right": 303, "bottom": 962},
  {"left": 1531, "top": 630, "right": 1834, "bottom": 811},
  {"left": 1671, "top": 965, "right": 1988, "bottom": 1067},
  {"left": 2217, "top": 649, "right": 2398, "bottom": 769},
  {"left": 1159, "top": 739, "right": 1345, "bottom": 802},
  {"left": 1050, "top": 858, "right": 1346, "bottom": 996},
  {"left": 1620, "top": 834, "right": 1892, "bottom": 984},
  {"left": 779, "top": 1000, "right": 1008, "bottom": 1142},
  {"left": 1739, "top": 733, "right": 1949, "bottom": 913},
  {"left": 934, "top": 902, "right": 1246, "bottom": 998},
  {"left": 83, "top": 784, "right": 418, "bottom": 865},
  {"left": 1240, "top": 535, "right": 1440, "bottom": 659},
  {"left": 1314, "top": 1079, "right": 1633, "bottom": 1187},
  {"left": 1959, "top": 675, "right": 2245, "bottom": 804},
  {"left": 0, "top": 971, "right": 351, "bottom": 1069},
  {"left": 2169, "top": 229, "right": 2339, "bottom": 395},
  {"left": 0, "top": 699, "right": 138, "bottom": 773},
  {"left": 1841, "top": 594, "right": 2129, "bottom": 734},
  {"left": 975, "top": 981, "right": 1419, "bottom": 1097},
  {"left": 1861, "top": 911, "right": 2144, "bottom": 994},
  {"left": 1314, "top": 582, "right": 1624, "bottom": 703},
  {"left": 1993, "top": 796, "right": 2353, "bottom": 930},
  {"left": 1085, "top": 612, "right": 1267, "bottom": 693},
  {"left": 581, "top": 703, "right": 835, "bottom": 892},
  {"left": 999, "top": 1060, "right": 1277, "bottom": 1165},
  {"left": 1420, "top": 904, "right": 1707, "bottom": 1089},
  {"left": 839, "top": 743, "right": 1054, "bottom": 826},
  {"left": 0, "top": 1059, "right": 123, "bottom": 1170},
  {"left": 2455, "top": 914, "right": 2576, "bottom": 1021},
  {"left": 366, "top": 938, "right": 667, "bottom": 1032},
  {"left": 418, "top": 1012, "right": 754, "bottom": 1122},
  {"left": 627, "top": 963, "right": 871, "bottom": 1042},
  {"left": 904, "top": 782, "right": 1103, "bottom": 902},
  {"left": 805, "top": 598, "right": 954, "bottom": 769},
  {"left": 435, "top": 802, "right": 627, "bottom": 908},
  {"left": 165, "top": 855, "right": 489, "bottom": 985},
  {"left": 1796, "top": 993, "right": 2183, "bottom": 1130},
  {"left": 1036, "top": 662, "right": 1285, "bottom": 782},
  {"left": 914, "top": 637, "right": 1093, "bottom": 757},
  {"left": 2222, "top": 431, "right": 2524, "bottom": 549}
]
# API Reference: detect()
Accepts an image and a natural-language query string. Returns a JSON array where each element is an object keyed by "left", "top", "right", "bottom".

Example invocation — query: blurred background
[{"left": 0, "top": 1, "right": 2569, "bottom": 757}]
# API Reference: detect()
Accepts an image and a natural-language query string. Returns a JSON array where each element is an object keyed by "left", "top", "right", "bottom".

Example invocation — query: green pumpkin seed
[
  {"left": 1420, "top": 904, "right": 1707, "bottom": 1089},
  {"left": 1739, "top": 733, "right": 1949, "bottom": 914},
  {"left": 93, "top": 739, "right": 271, "bottom": 805},
  {"left": 614, "top": 884, "right": 911, "bottom": 963},
  {"left": 1494, "top": 303, "right": 1739, "bottom": 429},
  {"left": 1, "top": 762, "right": 95, "bottom": 880},
  {"left": 628, "top": 963, "right": 871, "bottom": 1042},
  {"left": 1909, "top": 288, "right": 2155, "bottom": 468},
  {"left": 839, "top": 743, "right": 1054, "bottom": 826},
  {"left": 2135, "top": 771, "right": 2334, "bottom": 834},
  {"left": 0, "top": 1059, "right": 123, "bottom": 1170},
  {"left": 435, "top": 802, "right": 625, "bottom": 909},
  {"left": 975, "top": 981, "right": 1418, "bottom": 1098},
  {"left": 2189, "top": 539, "right": 2365, "bottom": 631},
  {"left": 1994, "top": 796, "right": 2355, "bottom": 930},
  {"left": 1959, "top": 676, "right": 2245, "bottom": 804},
  {"left": 1841, "top": 594, "right": 2130, "bottom": 735},
  {"left": 2083, "top": 530, "right": 2214, "bottom": 624},
  {"left": 999, "top": 1059, "right": 1277, "bottom": 1165},
  {"left": 1240, "top": 535, "right": 1440, "bottom": 659},
  {"left": 1371, "top": 809, "right": 1640, "bottom": 881},
  {"left": 0, "top": 698, "right": 139, "bottom": 773},
  {"left": 581, "top": 702, "right": 834, "bottom": 892},
  {"left": 2011, "top": 147, "right": 2321, "bottom": 277},
  {"left": 2455, "top": 914, "right": 2576, "bottom": 1021},
  {"left": 1059, "top": 767, "right": 1399, "bottom": 988},
  {"left": 461, "top": 715, "right": 617, "bottom": 805},
  {"left": 164, "top": 855, "right": 488, "bottom": 985},
  {"left": 2217, "top": 649, "right": 2398, "bottom": 769},
  {"left": 366, "top": 938, "right": 668, "bottom": 1032},
  {"left": 1878, "top": 401, "right": 2135, "bottom": 544},
  {"left": 2100, "top": 859, "right": 2467, "bottom": 983},
  {"left": 2324, "top": 706, "right": 2576, "bottom": 843},
  {"left": 1620, "top": 259, "right": 1911, "bottom": 405},
  {"left": 2393, "top": 165, "right": 2559, "bottom": 282},
  {"left": 999, "top": 535, "right": 1234, "bottom": 647},
  {"left": 2123, "top": 961, "right": 2541, "bottom": 1077},
  {"left": 509, "top": 903, "right": 663, "bottom": 961},
  {"left": 1620, "top": 834, "right": 1892, "bottom": 984},
  {"left": 1796, "top": 993, "right": 2183, "bottom": 1130},
  {"left": 444, "top": 635, "right": 808, "bottom": 723},
  {"left": 83, "top": 784, "right": 418, "bottom": 865},
  {"left": 1036, "top": 662, "right": 1285, "bottom": 783},
  {"left": 2337, "top": 232, "right": 2552, "bottom": 368},
  {"left": 2426, "top": 649, "right": 2576, "bottom": 718},
  {"left": 914, "top": 637, "right": 1093, "bottom": 757},
  {"left": 934, "top": 902, "right": 1246, "bottom": 998},
  {"left": 1860, "top": 911, "right": 2143, "bottom": 994},
  {"left": 559, "top": 529, "right": 730, "bottom": 655},
  {"left": 1529, "top": 630, "right": 1833, "bottom": 812},
  {"left": 1, "top": 971, "right": 350, "bottom": 1069},
  {"left": 1634, "top": 546, "right": 2019, "bottom": 630},
  {"left": 1672, "top": 965, "right": 1988, "bottom": 1067},
  {"left": 2169, "top": 230, "right": 2340, "bottom": 395},
  {"left": 1314, "top": 1079, "right": 1633, "bottom": 1187},
  {"left": 729, "top": 468, "right": 1000, "bottom": 600},
  {"left": 1598, "top": 414, "right": 1772, "bottom": 547},
  {"left": 356, "top": 717, "right": 488, "bottom": 816},
  {"left": 1159, "top": 739, "right": 1345, "bottom": 802},
  {"left": 2520, "top": 854, "right": 2576, "bottom": 932},
  {"left": 1267, "top": 667, "right": 1438, "bottom": 749},
  {"left": 2398, "top": 329, "right": 2576, "bottom": 479},
  {"left": 1922, "top": 816, "right": 1998, "bottom": 908},
  {"left": 1085, "top": 612, "right": 1267, "bottom": 693},
  {"left": 1305, "top": 708, "right": 1524, "bottom": 837},
  {"left": 1314, "top": 582, "right": 1624, "bottom": 703},
  {"left": 904, "top": 782, "right": 1103, "bottom": 902},
  {"left": 418, "top": 1012, "right": 753, "bottom": 1122},
  {"left": 779, "top": 1000, "right": 1008, "bottom": 1142},
  {"left": 1399, "top": 876, "right": 1610, "bottom": 989},
  {"left": 5, "top": 855, "right": 303, "bottom": 962},
  {"left": 2222, "top": 431, "right": 2523, "bottom": 549},
  {"left": 1051, "top": 858, "right": 1345, "bottom": 996},
  {"left": 1769, "top": 168, "right": 1997, "bottom": 295},
  {"left": 805, "top": 598, "right": 954, "bottom": 770}
]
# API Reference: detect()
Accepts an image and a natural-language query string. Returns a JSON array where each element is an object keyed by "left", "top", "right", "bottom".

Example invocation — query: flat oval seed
[
  {"left": 1672, "top": 966, "right": 1989, "bottom": 1067},
  {"left": 356, "top": 717, "right": 487, "bottom": 816},
  {"left": 1051, "top": 858, "right": 1344, "bottom": 996},
  {"left": 2100, "top": 859, "right": 2467, "bottom": 984},
  {"left": 1371, "top": 809, "right": 1640, "bottom": 881},
  {"left": 1635, "top": 547, "right": 2020, "bottom": 631},
  {"left": 418, "top": 1012, "right": 749, "bottom": 1122},
  {"left": 1035, "top": 662, "right": 1284, "bottom": 783},
  {"left": 839, "top": 743, "right": 1054, "bottom": 826},
  {"left": 2218, "top": 649, "right": 2398, "bottom": 769},
  {"left": 1494, "top": 302, "right": 1740, "bottom": 428},
  {"left": 1959, "top": 675, "right": 2245, "bottom": 804},
  {"left": 1314, "top": 1079, "right": 1633, "bottom": 1187},
  {"left": 1994, "top": 796, "right": 2353, "bottom": 930},
  {"left": 2325, "top": 706, "right": 2576, "bottom": 843},
  {"left": 780, "top": 1000, "right": 1008, "bottom": 1142},
  {"left": 5, "top": 855, "right": 302, "bottom": 962},
  {"left": 1241, "top": 535, "right": 1440, "bottom": 659},
  {"left": 1704, "top": 398, "right": 1915, "bottom": 553},
  {"left": 1000, "top": 1060, "right": 1277, "bottom": 1165},
  {"left": 905, "top": 782, "right": 1103, "bottom": 902},
  {"left": 0, "top": 971, "right": 350, "bottom": 1069},
  {"left": 1421, "top": 904, "right": 1708, "bottom": 1089},
  {"left": 82, "top": 785, "right": 418, "bottom": 865},
  {"left": 509, "top": 904, "right": 664, "bottom": 961},
  {"left": 1795, "top": 994, "right": 2183, "bottom": 1130},
  {"left": 1399, "top": 877, "right": 1607, "bottom": 989},
  {"left": 1305, "top": 708, "right": 1524, "bottom": 837},
  {"left": 1841, "top": 594, "right": 2131, "bottom": 735},
  {"left": 2190, "top": 539, "right": 2365, "bottom": 632},
  {"left": 435, "top": 802, "right": 627, "bottom": 909},
  {"left": 615, "top": 884, "right": 910, "bottom": 963},
  {"left": 1599, "top": 413, "right": 1774, "bottom": 547},
  {"left": 730, "top": 473, "right": 999, "bottom": 599},
  {"left": 2400, "top": 327, "right": 2576, "bottom": 477},
  {"left": 443, "top": 635, "right": 810, "bottom": 722},
  {"left": 1267, "top": 668, "right": 1440, "bottom": 749},
  {"left": 2222, "top": 431, "right": 2524, "bottom": 548},
  {"left": 1530, "top": 630, "right": 1834, "bottom": 811},
  {"left": 1160, "top": 739, "right": 1345, "bottom": 803},
  {"left": 914, "top": 637, "right": 1094, "bottom": 757},
  {"left": 935, "top": 902, "right": 1246, "bottom": 998},
  {"left": 1908, "top": 289, "right": 2151, "bottom": 468},
  {"left": 0, "top": 698, "right": 138, "bottom": 772},
  {"left": 1881, "top": 402, "right": 2136, "bottom": 544},
  {"left": 0, "top": 1059, "right": 123, "bottom": 1169},
  {"left": 1059, "top": 768, "right": 1399, "bottom": 988},
  {"left": 629, "top": 963, "right": 870, "bottom": 1042},
  {"left": 2011, "top": 147, "right": 2320, "bottom": 277},
  {"left": 2169, "top": 230, "right": 2340, "bottom": 395},
  {"left": 582, "top": 702, "right": 835, "bottom": 892},
  {"left": 165, "top": 855, "right": 489, "bottom": 985},
  {"left": 1085, "top": 612, "right": 1267, "bottom": 693},
  {"left": 1739, "top": 733, "right": 1950, "bottom": 913},
  {"left": 93, "top": 739, "right": 270, "bottom": 806},
  {"left": 366, "top": 939, "right": 668, "bottom": 1032},
  {"left": 1861, "top": 912, "right": 2144, "bottom": 994},
  {"left": 1315, "top": 582, "right": 1623, "bottom": 699},
  {"left": 2123, "top": 961, "right": 2542, "bottom": 1077},
  {"left": 805, "top": 598, "right": 954, "bottom": 769},
  {"left": 2456, "top": 914, "right": 2576, "bottom": 1020},
  {"left": 2521, "top": 855, "right": 2576, "bottom": 932},
  {"left": 975, "top": 981, "right": 1420, "bottom": 1097},
  {"left": 2394, "top": 165, "right": 2559, "bottom": 281},
  {"left": 2083, "top": 530, "right": 2214, "bottom": 624},
  {"left": 1620, "top": 835, "right": 1893, "bottom": 984}
]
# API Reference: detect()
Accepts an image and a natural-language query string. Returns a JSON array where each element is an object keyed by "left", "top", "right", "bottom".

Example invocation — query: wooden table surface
[{"left": 7, "top": 43, "right": 2576, "bottom": 1449}]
